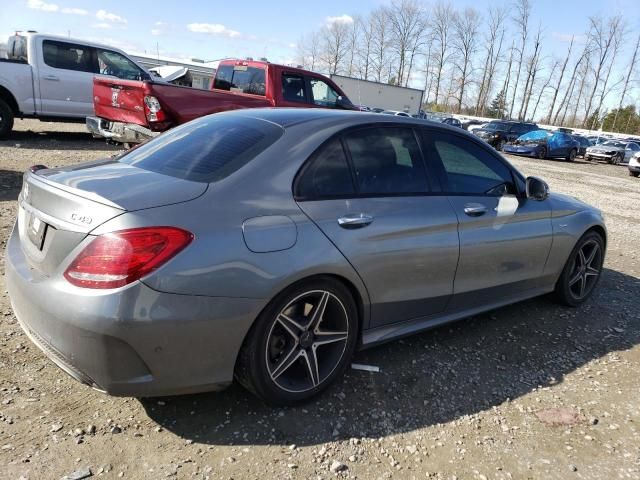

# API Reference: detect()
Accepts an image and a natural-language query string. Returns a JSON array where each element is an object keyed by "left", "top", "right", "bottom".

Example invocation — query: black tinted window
[
  {"left": 213, "top": 64, "right": 266, "bottom": 96},
  {"left": 295, "top": 138, "right": 355, "bottom": 199},
  {"left": 43, "top": 40, "right": 94, "bottom": 73},
  {"left": 119, "top": 115, "right": 283, "bottom": 182},
  {"left": 430, "top": 133, "right": 515, "bottom": 196},
  {"left": 344, "top": 127, "right": 428, "bottom": 195},
  {"left": 282, "top": 74, "right": 306, "bottom": 102}
]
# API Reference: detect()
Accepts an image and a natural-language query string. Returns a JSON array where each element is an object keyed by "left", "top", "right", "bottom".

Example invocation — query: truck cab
[{"left": 0, "top": 32, "right": 150, "bottom": 137}]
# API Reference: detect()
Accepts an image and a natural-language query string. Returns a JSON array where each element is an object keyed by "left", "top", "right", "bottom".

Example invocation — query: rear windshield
[
  {"left": 119, "top": 115, "right": 283, "bottom": 182},
  {"left": 213, "top": 64, "right": 266, "bottom": 96}
]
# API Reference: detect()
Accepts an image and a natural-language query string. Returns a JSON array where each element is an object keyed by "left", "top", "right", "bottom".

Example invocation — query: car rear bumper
[
  {"left": 86, "top": 116, "right": 158, "bottom": 144},
  {"left": 5, "top": 224, "right": 263, "bottom": 397}
]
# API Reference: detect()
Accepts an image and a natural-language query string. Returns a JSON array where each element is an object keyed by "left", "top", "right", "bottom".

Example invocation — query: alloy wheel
[
  {"left": 265, "top": 290, "right": 350, "bottom": 393},
  {"left": 567, "top": 240, "right": 602, "bottom": 300},
  {"left": 537, "top": 148, "right": 546, "bottom": 159}
]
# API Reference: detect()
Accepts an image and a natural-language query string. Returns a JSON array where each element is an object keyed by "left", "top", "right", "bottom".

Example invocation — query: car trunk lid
[{"left": 17, "top": 161, "right": 207, "bottom": 276}]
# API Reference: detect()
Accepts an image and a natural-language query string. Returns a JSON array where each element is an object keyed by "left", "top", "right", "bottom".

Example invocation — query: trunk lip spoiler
[{"left": 26, "top": 171, "right": 125, "bottom": 210}]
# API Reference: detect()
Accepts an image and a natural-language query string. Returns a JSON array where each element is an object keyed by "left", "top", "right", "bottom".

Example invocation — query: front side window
[
  {"left": 97, "top": 49, "right": 145, "bottom": 80},
  {"left": 282, "top": 74, "right": 306, "bottom": 102},
  {"left": 430, "top": 132, "right": 516, "bottom": 196},
  {"left": 213, "top": 64, "right": 266, "bottom": 96},
  {"left": 344, "top": 127, "right": 428, "bottom": 195},
  {"left": 309, "top": 78, "right": 339, "bottom": 107},
  {"left": 42, "top": 40, "right": 94, "bottom": 73}
]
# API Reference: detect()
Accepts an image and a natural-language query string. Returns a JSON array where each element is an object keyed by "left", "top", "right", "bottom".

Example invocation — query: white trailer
[{"left": 330, "top": 74, "right": 424, "bottom": 114}]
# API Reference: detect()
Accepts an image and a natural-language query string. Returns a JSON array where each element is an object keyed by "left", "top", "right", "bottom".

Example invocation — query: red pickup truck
[{"left": 87, "top": 59, "right": 356, "bottom": 143}]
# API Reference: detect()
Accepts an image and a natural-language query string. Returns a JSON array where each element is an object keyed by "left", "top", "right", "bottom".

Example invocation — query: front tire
[
  {"left": 629, "top": 170, "right": 640, "bottom": 177},
  {"left": 554, "top": 231, "right": 604, "bottom": 307},
  {"left": 0, "top": 98, "right": 15, "bottom": 139},
  {"left": 235, "top": 277, "right": 358, "bottom": 406},
  {"left": 496, "top": 139, "right": 505, "bottom": 151}
]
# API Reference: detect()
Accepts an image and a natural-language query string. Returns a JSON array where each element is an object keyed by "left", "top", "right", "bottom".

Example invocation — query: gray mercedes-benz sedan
[{"left": 6, "top": 109, "right": 606, "bottom": 405}]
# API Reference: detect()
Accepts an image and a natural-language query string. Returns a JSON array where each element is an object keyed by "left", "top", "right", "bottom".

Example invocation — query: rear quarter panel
[{"left": 0, "top": 61, "right": 36, "bottom": 114}]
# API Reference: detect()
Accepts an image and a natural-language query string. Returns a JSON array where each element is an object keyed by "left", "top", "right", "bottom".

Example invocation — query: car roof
[{"left": 219, "top": 107, "right": 464, "bottom": 131}]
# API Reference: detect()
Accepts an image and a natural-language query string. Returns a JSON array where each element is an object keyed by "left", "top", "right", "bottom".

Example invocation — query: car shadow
[
  {"left": 140, "top": 267, "right": 638, "bottom": 446},
  {"left": 0, "top": 129, "right": 121, "bottom": 151},
  {"left": 0, "top": 170, "right": 24, "bottom": 201}
]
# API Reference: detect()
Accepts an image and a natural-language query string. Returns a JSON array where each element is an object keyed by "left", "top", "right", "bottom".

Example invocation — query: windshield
[
  {"left": 485, "top": 122, "right": 507, "bottom": 131},
  {"left": 518, "top": 130, "right": 551, "bottom": 142},
  {"left": 119, "top": 114, "right": 283, "bottom": 182}
]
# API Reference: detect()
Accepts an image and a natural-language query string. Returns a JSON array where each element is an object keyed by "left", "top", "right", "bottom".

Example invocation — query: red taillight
[
  {"left": 64, "top": 227, "right": 193, "bottom": 289},
  {"left": 143, "top": 95, "right": 165, "bottom": 122}
]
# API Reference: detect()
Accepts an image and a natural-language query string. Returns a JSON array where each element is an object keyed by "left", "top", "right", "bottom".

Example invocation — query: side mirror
[
  {"left": 335, "top": 95, "right": 353, "bottom": 109},
  {"left": 526, "top": 176, "right": 549, "bottom": 201}
]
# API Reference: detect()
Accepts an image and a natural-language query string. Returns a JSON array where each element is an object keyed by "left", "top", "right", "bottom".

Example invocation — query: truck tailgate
[{"left": 93, "top": 76, "right": 148, "bottom": 127}]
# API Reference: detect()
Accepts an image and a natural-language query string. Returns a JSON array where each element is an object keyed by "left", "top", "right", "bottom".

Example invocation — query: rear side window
[
  {"left": 344, "top": 127, "right": 428, "bottom": 195},
  {"left": 295, "top": 138, "right": 355, "bottom": 199},
  {"left": 213, "top": 64, "right": 266, "bottom": 96},
  {"left": 119, "top": 115, "right": 283, "bottom": 182},
  {"left": 282, "top": 74, "right": 306, "bottom": 102},
  {"left": 42, "top": 40, "right": 94, "bottom": 73},
  {"left": 428, "top": 132, "right": 516, "bottom": 196}
]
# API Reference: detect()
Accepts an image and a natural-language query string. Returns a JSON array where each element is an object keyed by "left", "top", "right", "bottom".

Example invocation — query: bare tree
[
  {"left": 530, "top": 59, "right": 558, "bottom": 120},
  {"left": 553, "top": 43, "right": 590, "bottom": 125},
  {"left": 475, "top": 6, "right": 507, "bottom": 115},
  {"left": 370, "top": 7, "right": 391, "bottom": 82},
  {"left": 518, "top": 24, "right": 542, "bottom": 120},
  {"left": 451, "top": 7, "right": 481, "bottom": 113},
  {"left": 345, "top": 17, "right": 361, "bottom": 77},
  {"left": 499, "top": 41, "right": 516, "bottom": 116},
  {"left": 508, "top": 0, "right": 531, "bottom": 119},
  {"left": 320, "top": 18, "right": 353, "bottom": 75},
  {"left": 297, "top": 31, "right": 321, "bottom": 71},
  {"left": 387, "top": 0, "right": 426, "bottom": 86},
  {"left": 612, "top": 32, "right": 639, "bottom": 129},
  {"left": 356, "top": 15, "right": 375, "bottom": 80},
  {"left": 582, "top": 15, "right": 624, "bottom": 127},
  {"left": 545, "top": 36, "right": 575, "bottom": 124},
  {"left": 430, "top": 1, "right": 454, "bottom": 106}
]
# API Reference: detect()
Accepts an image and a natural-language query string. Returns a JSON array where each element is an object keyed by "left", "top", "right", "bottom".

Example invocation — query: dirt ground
[{"left": 0, "top": 119, "right": 639, "bottom": 480}]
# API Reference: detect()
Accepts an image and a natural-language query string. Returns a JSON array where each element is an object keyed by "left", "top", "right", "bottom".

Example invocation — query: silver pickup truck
[{"left": 0, "top": 32, "right": 151, "bottom": 138}]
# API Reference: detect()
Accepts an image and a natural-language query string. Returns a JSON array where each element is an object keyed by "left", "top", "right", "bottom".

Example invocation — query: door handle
[
  {"left": 463, "top": 203, "right": 488, "bottom": 217},
  {"left": 338, "top": 213, "right": 374, "bottom": 228},
  {"left": 43, "top": 75, "right": 59, "bottom": 81}
]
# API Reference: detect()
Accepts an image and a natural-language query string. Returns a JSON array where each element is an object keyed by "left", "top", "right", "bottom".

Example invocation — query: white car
[
  {"left": 628, "top": 151, "right": 640, "bottom": 177},
  {"left": 381, "top": 110, "right": 411, "bottom": 117}
]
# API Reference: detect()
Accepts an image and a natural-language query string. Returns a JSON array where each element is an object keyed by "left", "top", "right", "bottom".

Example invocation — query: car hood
[{"left": 36, "top": 158, "right": 208, "bottom": 211}]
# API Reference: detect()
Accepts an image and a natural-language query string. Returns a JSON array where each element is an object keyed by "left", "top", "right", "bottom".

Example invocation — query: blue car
[{"left": 503, "top": 130, "right": 580, "bottom": 161}]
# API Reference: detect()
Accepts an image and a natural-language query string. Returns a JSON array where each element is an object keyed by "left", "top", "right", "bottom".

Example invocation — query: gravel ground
[{"left": 1, "top": 119, "right": 639, "bottom": 480}]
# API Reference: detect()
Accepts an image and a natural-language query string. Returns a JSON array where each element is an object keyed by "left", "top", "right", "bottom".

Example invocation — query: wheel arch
[
  {"left": 0, "top": 85, "right": 19, "bottom": 115},
  {"left": 233, "top": 272, "right": 368, "bottom": 374}
]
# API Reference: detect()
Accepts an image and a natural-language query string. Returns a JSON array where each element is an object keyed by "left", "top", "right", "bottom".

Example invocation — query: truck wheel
[{"left": 0, "top": 98, "right": 15, "bottom": 139}]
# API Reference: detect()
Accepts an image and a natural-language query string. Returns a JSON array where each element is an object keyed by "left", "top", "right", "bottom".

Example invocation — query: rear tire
[
  {"left": 630, "top": 170, "right": 640, "bottom": 177},
  {"left": 567, "top": 149, "right": 577, "bottom": 161},
  {"left": 537, "top": 147, "right": 547, "bottom": 159},
  {"left": 235, "top": 277, "right": 359, "bottom": 406},
  {"left": 0, "top": 98, "right": 15, "bottom": 139},
  {"left": 554, "top": 231, "right": 604, "bottom": 307}
]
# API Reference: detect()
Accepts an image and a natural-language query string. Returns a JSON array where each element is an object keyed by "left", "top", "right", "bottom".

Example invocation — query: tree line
[{"left": 296, "top": 0, "right": 640, "bottom": 133}]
